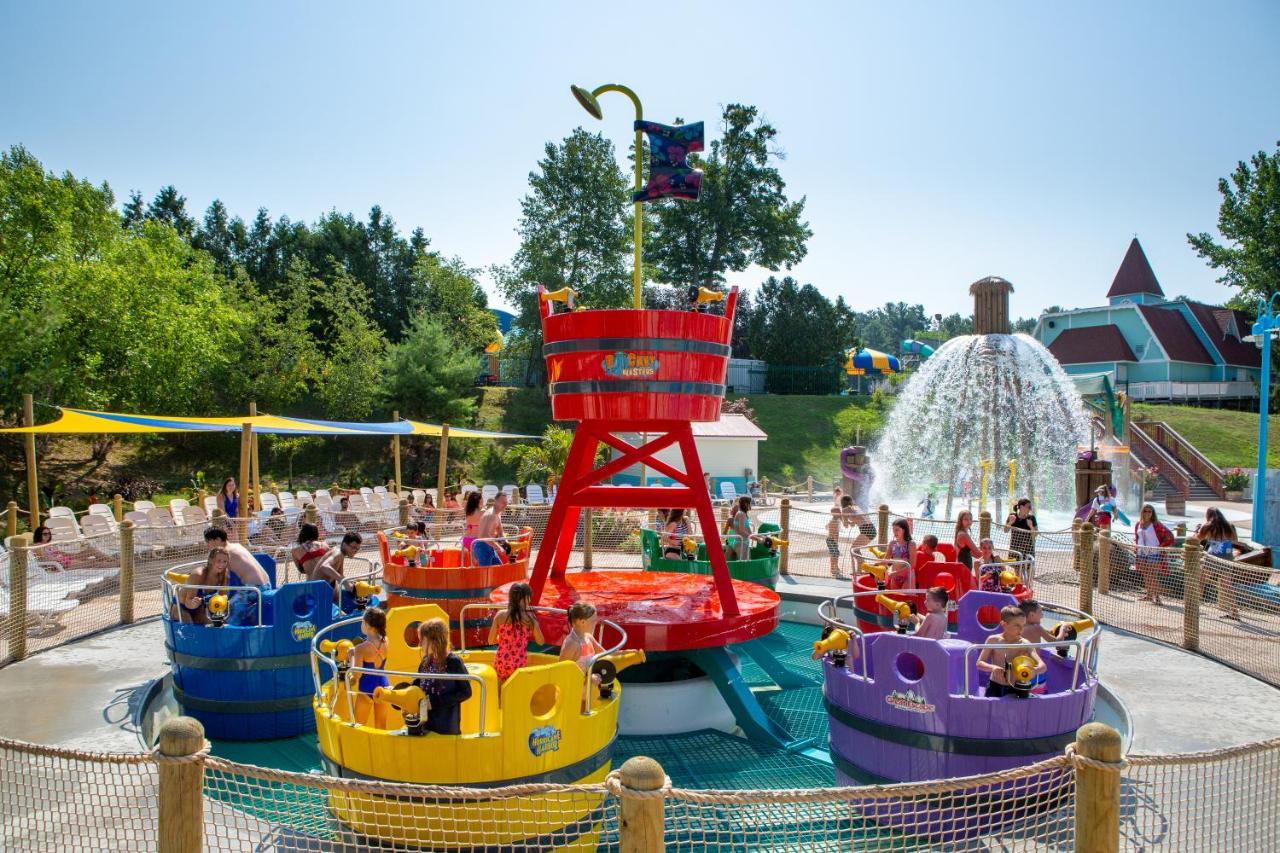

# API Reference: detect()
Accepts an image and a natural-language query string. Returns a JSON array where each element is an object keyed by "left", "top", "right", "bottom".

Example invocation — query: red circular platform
[{"left": 493, "top": 571, "right": 779, "bottom": 652}]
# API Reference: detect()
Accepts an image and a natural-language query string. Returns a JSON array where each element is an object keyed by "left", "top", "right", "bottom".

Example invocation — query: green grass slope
[
  {"left": 1133, "top": 403, "right": 1272, "bottom": 469},
  {"left": 736, "top": 395, "right": 885, "bottom": 487}
]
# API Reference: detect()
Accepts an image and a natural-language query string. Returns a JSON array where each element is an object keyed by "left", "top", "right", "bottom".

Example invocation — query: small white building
[{"left": 609, "top": 414, "right": 767, "bottom": 494}]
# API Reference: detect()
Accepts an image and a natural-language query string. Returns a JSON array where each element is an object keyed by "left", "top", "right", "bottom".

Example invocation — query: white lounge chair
[
  {"left": 168, "top": 498, "right": 190, "bottom": 519},
  {"left": 278, "top": 491, "right": 297, "bottom": 510},
  {"left": 502, "top": 485, "right": 519, "bottom": 504},
  {"left": 203, "top": 495, "right": 218, "bottom": 515},
  {"left": 314, "top": 494, "right": 334, "bottom": 511},
  {"left": 44, "top": 516, "right": 81, "bottom": 542},
  {"left": 47, "top": 506, "right": 81, "bottom": 534},
  {"left": 180, "top": 505, "right": 210, "bottom": 527},
  {"left": 411, "top": 489, "right": 426, "bottom": 506},
  {"left": 373, "top": 485, "right": 388, "bottom": 497},
  {"left": 481, "top": 485, "right": 499, "bottom": 503},
  {"left": 526, "top": 484, "right": 546, "bottom": 505},
  {"left": 0, "top": 585, "right": 80, "bottom": 632},
  {"left": 296, "top": 489, "right": 313, "bottom": 506},
  {"left": 315, "top": 488, "right": 332, "bottom": 501},
  {"left": 460, "top": 484, "right": 478, "bottom": 496},
  {"left": 133, "top": 500, "right": 156, "bottom": 512},
  {"left": 359, "top": 487, "right": 374, "bottom": 498},
  {"left": 260, "top": 493, "right": 281, "bottom": 511},
  {"left": 719, "top": 481, "right": 739, "bottom": 504}
]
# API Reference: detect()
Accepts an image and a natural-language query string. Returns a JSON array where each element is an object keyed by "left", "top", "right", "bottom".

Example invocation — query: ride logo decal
[
  {"left": 528, "top": 725, "right": 563, "bottom": 757},
  {"left": 885, "top": 689, "right": 935, "bottom": 714},
  {"left": 291, "top": 621, "right": 316, "bottom": 642},
  {"left": 601, "top": 351, "right": 659, "bottom": 379}
]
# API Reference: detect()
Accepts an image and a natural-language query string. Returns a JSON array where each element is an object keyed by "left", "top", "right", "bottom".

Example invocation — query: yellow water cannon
[
  {"left": 812, "top": 628, "right": 849, "bottom": 658},
  {"left": 998, "top": 569, "right": 1019, "bottom": 592},
  {"left": 1053, "top": 617, "right": 1095, "bottom": 657},
  {"left": 681, "top": 536, "right": 699, "bottom": 561},
  {"left": 540, "top": 287, "right": 576, "bottom": 312},
  {"left": 374, "top": 683, "right": 428, "bottom": 736},
  {"left": 763, "top": 535, "right": 788, "bottom": 556},
  {"left": 869, "top": 546, "right": 886, "bottom": 560},
  {"left": 591, "top": 649, "right": 647, "bottom": 700},
  {"left": 1006, "top": 654, "right": 1038, "bottom": 692},
  {"left": 876, "top": 594, "right": 913, "bottom": 633},
  {"left": 394, "top": 544, "right": 419, "bottom": 566},
  {"left": 508, "top": 527, "right": 534, "bottom": 560},
  {"left": 352, "top": 581, "right": 380, "bottom": 610},
  {"left": 860, "top": 560, "right": 889, "bottom": 588},
  {"left": 319, "top": 638, "right": 356, "bottom": 674},
  {"left": 206, "top": 593, "right": 229, "bottom": 627},
  {"left": 165, "top": 570, "right": 190, "bottom": 584},
  {"left": 689, "top": 286, "right": 725, "bottom": 313}
]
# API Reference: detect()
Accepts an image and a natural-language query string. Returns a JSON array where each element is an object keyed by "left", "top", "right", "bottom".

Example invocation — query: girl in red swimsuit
[{"left": 487, "top": 582, "right": 545, "bottom": 682}]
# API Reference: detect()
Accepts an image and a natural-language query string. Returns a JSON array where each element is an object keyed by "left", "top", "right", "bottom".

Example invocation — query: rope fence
[{"left": 3, "top": 722, "right": 1278, "bottom": 851}]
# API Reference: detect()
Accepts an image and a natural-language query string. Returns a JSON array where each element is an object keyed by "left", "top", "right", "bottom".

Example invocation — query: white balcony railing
[{"left": 1125, "top": 380, "right": 1257, "bottom": 401}]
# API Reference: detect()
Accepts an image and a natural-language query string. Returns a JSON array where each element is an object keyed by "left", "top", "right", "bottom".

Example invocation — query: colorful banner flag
[{"left": 633, "top": 120, "right": 704, "bottom": 202}]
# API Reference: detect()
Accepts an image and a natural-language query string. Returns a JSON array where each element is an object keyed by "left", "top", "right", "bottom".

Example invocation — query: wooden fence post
[
  {"left": 436, "top": 423, "right": 450, "bottom": 506},
  {"left": 304, "top": 503, "right": 318, "bottom": 527},
  {"left": 1073, "top": 722, "right": 1122, "bottom": 853},
  {"left": 392, "top": 409, "right": 402, "bottom": 495},
  {"left": 23, "top": 393, "right": 39, "bottom": 527},
  {"left": 1183, "top": 538, "right": 1203, "bottom": 652},
  {"left": 1097, "top": 529, "right": 1112, "bottom": 596},
  {"left": 5, "top": 501, "right": 16, "bottom": 539},
  {"left": 878, "top": 504, "right": 890, "bottom": 546},
  {"left": 7, "top": 534, "right": 30, "bottom": 661},
  {"left": 119, "top": 520, "right": 135, "bottom": 625},
  {"left": 398, "top": 498, "right": 410, "bottom": 528},
  {"left": 617, "top": 755, "right": 666, "bottom": 853},
  {"left": 157, "top": 716, "right": 206, "bottom": 853},
  {"left": 979, "top": 511, "right": 992, "bottom": 542},
  {"left": 779, "top": 498, "right": 791, "bottom": 576},
  {"left": 806, "top": 476, "right": 814, "bottom": 503},
  {"left": 113, "top": 493, "right": 123, "bottom": 522},
  {"left": 583, "top": 508, "right": 594, "bottom": 570},
  {"left": 1077, "top": 522, "right": 1097, "bottom": 615}
]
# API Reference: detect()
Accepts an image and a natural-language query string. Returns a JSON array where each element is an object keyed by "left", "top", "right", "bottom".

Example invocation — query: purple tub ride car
[{"left": 816, "top": 589, "right": 1100, "bottom": 840}]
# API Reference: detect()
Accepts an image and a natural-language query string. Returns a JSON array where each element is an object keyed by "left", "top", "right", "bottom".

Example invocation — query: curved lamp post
[
  {"left": 1248, "top": 293, "right": 1280, "bottom": 542},
  {"left": 571, "top": 83, "right": 645, "bottom": 309}
]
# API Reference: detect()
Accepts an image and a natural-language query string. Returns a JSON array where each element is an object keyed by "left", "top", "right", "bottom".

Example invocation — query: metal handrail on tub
[
  {"left": 162, "top": 561, "right": 265, "bottom": 626},
  {"left": 850, "top": 546, "right": 914, "bottom": 590},
  {"left": 961, "top": 628, "right": 1101, "bottom": 697},
  {"left": 311, "top": 615, "right": 489, "bottom": 734},
  {"left": 815, "top": 594, "right": 869, "bottom": 678},
  {"left": 975, "top": 555, "right": 1034, "bottom": 589},
  {"left": 467, "top": 530, "right": 534, "bottom": 566},
  {"left": 456, "top": 601, "right": 629, "bottom": 714}
]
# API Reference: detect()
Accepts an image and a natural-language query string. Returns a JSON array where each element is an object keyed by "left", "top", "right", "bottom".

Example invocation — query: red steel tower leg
[{"left": 528, "top": 421, "right": 740, "bottom": 616}]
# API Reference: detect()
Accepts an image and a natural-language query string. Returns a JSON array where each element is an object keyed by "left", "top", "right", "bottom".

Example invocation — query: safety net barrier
[{"left": 4, "top": 731, "right": 1280, "bottom": 850}]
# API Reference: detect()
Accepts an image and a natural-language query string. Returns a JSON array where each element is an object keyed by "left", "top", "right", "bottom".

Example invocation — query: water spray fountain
[{"left": 871, "top": 277, "right": 1089, "bottom": 519}]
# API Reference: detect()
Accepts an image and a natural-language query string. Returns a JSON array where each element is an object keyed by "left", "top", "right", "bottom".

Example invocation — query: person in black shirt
[{"left": 1004, "top": 498, "right": 1038, "bottom": 559}]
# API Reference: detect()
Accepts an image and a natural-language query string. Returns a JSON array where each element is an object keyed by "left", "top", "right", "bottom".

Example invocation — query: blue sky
[{"left": 3, "top": 2, "right": 1277, "bottom": 318}]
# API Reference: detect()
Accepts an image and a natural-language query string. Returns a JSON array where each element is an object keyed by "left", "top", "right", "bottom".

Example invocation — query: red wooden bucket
[{"left": 540, "top": 290, "right": 737, "bottom": 423}]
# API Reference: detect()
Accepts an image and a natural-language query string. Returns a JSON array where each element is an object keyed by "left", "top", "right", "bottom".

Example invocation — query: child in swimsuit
[
  {"left": 291, "top": 523, "right": 329, "bottom": 582},
  {"left": 976, "top": 605, "right": 1045, "bottom": 698},
  {"left": 488, "top": 582, "right": 545, "bottom": 682},
  {"left": 559, "top": 601, "right": 603, "bottom": 707},
  {"left": 912, "top": 586, "right": 949, "bottom": 640},
  {"left": 352, "top": 606, "right": 390, "bottom": 728},
  {"left": 1017, "top": 600, "right": 1052, "bottom": 693}
]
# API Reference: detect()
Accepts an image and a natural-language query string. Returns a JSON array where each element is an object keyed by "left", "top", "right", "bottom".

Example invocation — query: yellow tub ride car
[{"left": 311, "top": 603, "right": 631, "bottom": 850}]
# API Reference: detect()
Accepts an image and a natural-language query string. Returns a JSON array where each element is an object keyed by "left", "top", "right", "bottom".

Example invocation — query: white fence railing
[{"left": 1126, "top": 380, "right": 1257, "bottom": 401}]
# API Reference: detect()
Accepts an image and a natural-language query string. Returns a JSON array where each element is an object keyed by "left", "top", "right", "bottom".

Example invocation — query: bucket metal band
[
  {"left": 549, "top": 380, "right": 725, "bottom": 397},
  {"left": 382, "top": 581, "right": 494, "bottom": 600},
  {"left": 544, "top": 337, "right": 730, "bottom": 357},
  {"left": 824, "top": 698, "right": 1077, "bottom": 756},
  {"left": 322, "top": 733, "right": 615, "bottom": 791},
  {"left": 167, "top": 645, "right": 311, "bottom": 672},
  {"left": 172, "top": 683, "right": 314, "bottom": 714}
]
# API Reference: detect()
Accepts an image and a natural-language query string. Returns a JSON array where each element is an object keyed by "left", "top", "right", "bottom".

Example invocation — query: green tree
[
  {"left": 745, "top": 276, "right": 848, "bottom": 365},
  {"left": 495, "top": 129, "right": 632, "bottom": 343},
  {"left": 222, "top": 258, "right": 318, "bottom": 412},
  {"left": 858, "top": 302, "right": 930, "bottom": 355},
  {"left": 647, "top": 104, "right": 811, "bottom": 288},
  {"left": 145, "top": 185, "right": 196, "bottom": 238},
  {"left": 381, "top": 313, "right": 479, "bottom": 424},
  {"left": 1188, "top": 142, "right": 1280, "bottom": 300},
  {"left": 315, "top": 269, "right": 386, "bottom": 419},
  {"left": 412, "top": 254, "right": 498, "bottom": 352}
]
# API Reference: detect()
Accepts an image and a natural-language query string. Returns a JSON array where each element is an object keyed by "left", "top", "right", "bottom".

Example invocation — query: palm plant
[{"left": 504, "top": 426, "right": 606, "bottom": 485}]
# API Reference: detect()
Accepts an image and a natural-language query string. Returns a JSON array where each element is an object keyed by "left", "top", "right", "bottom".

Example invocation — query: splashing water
[{"left": 870, "top": 333, "right": 1089, "bottom": 517}]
